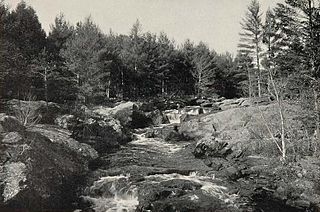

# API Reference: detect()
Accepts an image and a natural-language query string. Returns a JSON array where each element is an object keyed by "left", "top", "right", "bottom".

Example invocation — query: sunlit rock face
[
  {"left": 93, "top": 102, "right": 168, "bottom": 129},
  {"left": 164, "top": 106, "right": 207, "bottom": 124}
]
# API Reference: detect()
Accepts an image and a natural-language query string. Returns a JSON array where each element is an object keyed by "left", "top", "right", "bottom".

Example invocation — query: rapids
[{"left": 81, "top": 110, "right": 242, "bottom": 212}]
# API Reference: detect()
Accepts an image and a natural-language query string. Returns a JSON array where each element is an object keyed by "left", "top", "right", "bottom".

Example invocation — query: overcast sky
[{"left": 5, "top": 0, "right": 283, "bottom": 55}]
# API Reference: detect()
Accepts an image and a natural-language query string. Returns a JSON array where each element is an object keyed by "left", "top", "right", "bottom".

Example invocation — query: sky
[{"left": 4, "top": 0, "right": 284, "bottom": 55}]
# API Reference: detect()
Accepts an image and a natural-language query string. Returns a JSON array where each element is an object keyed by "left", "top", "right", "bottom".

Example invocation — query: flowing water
[{"left": 81, "top": 110, "right": 242, "bottom": 212}]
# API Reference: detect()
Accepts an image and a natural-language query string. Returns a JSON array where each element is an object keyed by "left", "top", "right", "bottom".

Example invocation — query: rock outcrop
[
  {"left": 55, "top": 114, "right": 76, "bottom": 130},
  {"left": 0, "top": 113, "right": 25, "bottom": 133},
  {"left": 71, "top": 114, "right": 132, "bottom": 153},
  {"left": 179, "top": 102, "right": 303, "bottom": 150},
  {"left": 93, "top": 102, "right": 168, "bottom": 129},
  {"left": 145, "top": 125, "right": 184, "bottom": 142},
  {"left": 193, "top": 137, "right": 233, "bottom": 158},
  {"left": 0, "top": 116, "right": 98, "bottom": 211}
]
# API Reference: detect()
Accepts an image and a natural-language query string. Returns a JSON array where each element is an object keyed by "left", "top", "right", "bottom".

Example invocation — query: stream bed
[{"left": 80, "top": 122, "right": 249, "bottom": 212}]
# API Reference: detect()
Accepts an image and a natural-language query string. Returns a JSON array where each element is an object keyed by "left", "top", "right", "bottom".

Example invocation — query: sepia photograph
[{"left": 0, "top": 0, "right": 320, "bottom": 211}]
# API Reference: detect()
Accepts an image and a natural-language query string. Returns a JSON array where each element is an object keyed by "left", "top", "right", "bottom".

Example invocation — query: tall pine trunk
[
  {"left": 246, "top": 63, "right": 252, "bottom": 98},
  {"left": 255, "top": 35, "right": 261, "bottom": 97}
]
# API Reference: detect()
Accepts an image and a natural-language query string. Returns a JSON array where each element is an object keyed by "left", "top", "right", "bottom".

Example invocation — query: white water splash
[
  {"left": 145, "top": 172, "right": 238, "bottom": 205},
  {"left": 164, "top": 106, "right": 206, "bottom": 124},
  {"left": 131, "top": 136, "right": 182, "bottom": 154},
  {"left": 83, "top": 174, "right": 139, "bottom": 212},
  {"left": 164, "top": 109, "right": 181, "bottom": 124}
]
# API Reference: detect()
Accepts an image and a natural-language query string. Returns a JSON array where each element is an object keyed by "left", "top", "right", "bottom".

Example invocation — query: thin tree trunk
[
  {"left": 121, "top": 69, "right": 124, "bottom": 99},
  {"left": 269, "top": 68, "right": 286, "bottom": 159},
  {"left": 278, "top": 98, "right": 286, "bottom": 159},
  {"left": 106, "top": 79, "right": 111, "bottom": 99},
  {"left": 161, "top": 79, "right": 165, "bottom": 95},
  {"left": 44, "top": 68, "right": 48, "bottom": 111},
  {"left": 314, "top": 89, "right": 320, "bottom": 145},
  {"left": 256, "top": 40, "right": 261, "bottom": 97},
  {"left": 198, "top": 73, "right": 202, "bottom": 97},
  {"left": 246, "top": 63, "right": 252, "bottom": 98}
]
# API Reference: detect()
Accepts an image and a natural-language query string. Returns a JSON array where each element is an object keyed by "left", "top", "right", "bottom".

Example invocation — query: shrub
[{"left": 13, "top": 94, "right": 41, "bottom": 127}]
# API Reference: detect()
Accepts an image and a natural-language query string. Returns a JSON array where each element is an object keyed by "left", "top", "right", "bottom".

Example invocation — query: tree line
[
  {"left": 0, "top": 1, "right": 246, "bottom": 105},
  {"left": 0, "top": 0, "right": 320, "bottom": 108}
]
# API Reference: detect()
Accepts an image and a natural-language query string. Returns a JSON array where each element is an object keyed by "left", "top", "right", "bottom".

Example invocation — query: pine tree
[
  {"left": 1, "top": 1, "right": 45, "bottom": 99},
  {"left": 60, "top": 16, "right": 106, "bottom": 103},
  {"left": 239, "top": 0, "right": 263, "bottom": 97},
  {"left": 47, "top": 13, "right": 74, "bottom": 62},
  {"left": 284, "top": 0, "right": 320, "bottom": 143},
  {"left": 5, "top": 1, "right": 46, "bottom": 61}
]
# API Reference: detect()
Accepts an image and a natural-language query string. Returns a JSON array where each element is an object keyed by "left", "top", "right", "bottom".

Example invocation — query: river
[{"left": 80, "top": 109, "right": 248, "bottom": 211}]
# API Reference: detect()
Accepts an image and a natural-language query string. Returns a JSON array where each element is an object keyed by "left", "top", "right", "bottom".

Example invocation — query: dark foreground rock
[
  {"left": 0, "top": 117, "right": 98, "bottom": 211},
  {"left": 235, "top": 156, "right": 320, "bottom": 212},
  {"left": 137, "top": 179, "right": 238, "bottom": 212},
  {"left": 197, "top": 150, "right": 320, "bottom": 211}
]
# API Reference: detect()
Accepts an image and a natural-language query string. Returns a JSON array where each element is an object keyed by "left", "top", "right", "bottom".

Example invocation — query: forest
[
  {"left": 1, "top": 0, "right": 320, "bottom": 211},
  {"left": 0, "top": 0, "right": 319, "bottom": 104}
]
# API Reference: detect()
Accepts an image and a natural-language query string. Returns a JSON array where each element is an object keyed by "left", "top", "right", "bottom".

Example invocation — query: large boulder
[
  {"left": 93, "top": 101, "right": 137, "bottom": 127},
  {"left": 137, "top": 178, "right": 239, "bottom": 212},
  {"left": 55, "top": 114, "right": 76, "bottom": 130},
  {"left": 0, "top": 113, "right": 25, "bottom": 133},
  {"left": 145, "top": 125, "right": 184, "bottom": 142},
  {"left": 71, "top": 114, "right": 132, "bottom": 153},
  {"left": 94, "top": 102, "right": 168, "bottom": 129},
  {"left": 144, "top": 109, "right": 169, "bottom": 126},
  {"left": 193, "top": 137, "right": 232, "bottom": 158},
  {"left": 0, "top": 122, "right": 98, "bottom": 211},
  {"left": 6, "top": 99, "right": 62, "bottom": 125}
]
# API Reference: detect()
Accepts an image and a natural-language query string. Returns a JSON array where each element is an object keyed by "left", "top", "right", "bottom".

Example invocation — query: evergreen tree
[
  {"left": 61, "top": 16, "right": 106, "bottom": 103},
  {"left": 284, "top": 0, "right": 320, "bottom": 142},
  {"left": 6, "top": 1, "right": 46, "bottom": 61},
  {"left": 215, "top": 53, "right": 246, "bottom": 98},
  {"left": 47, "top": 13, "right": 74, "bottom": 63},
  {"left": 239, "top": 0, "right": 264, "bottom": 97},
  {"left": 1, "top": 1, "right": 45, "bottom": 99}
]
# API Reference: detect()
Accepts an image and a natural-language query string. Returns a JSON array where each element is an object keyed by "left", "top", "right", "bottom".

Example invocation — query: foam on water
[
  {"left": 164, "top": 106, "right": 205, "bottom": 124},
  {"left": 145, "top": 172, "right": 238, "bottom": 205},
  {"left": 131, "top": 137, "right": 182, "bottom": 154},
  {"left": 83, "top": 174, "right": 139, "bottom": 212},
  {"left": 164, "top": 109, "right": 181, "bottom": 124}
]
